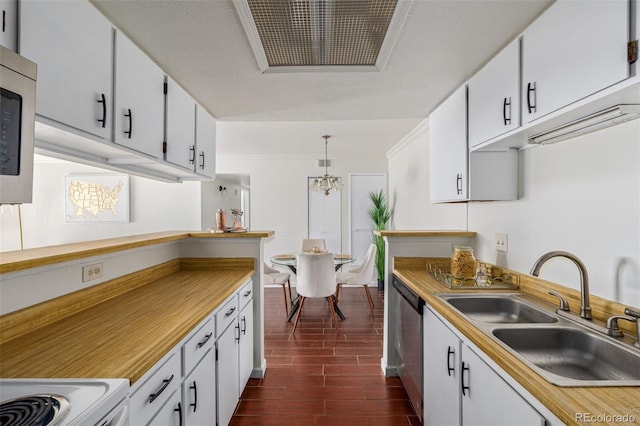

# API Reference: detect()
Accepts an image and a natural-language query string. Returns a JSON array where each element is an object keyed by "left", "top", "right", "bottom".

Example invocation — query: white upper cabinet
[
  {"left": 114, "top": 31, "right": 165, "bottom": 159},
  {"left": 522, "top": 0, "right": 629, "bottom": 123},
  {"left": 195, "top": 104, "right": 216, "bottom": 178},
  {"left": 0, "top": 0, "right": 17, "bottom": 51},
  {"left": 429, "top": 85, "right": 468, "bottom": 202},
  {"left": 468, "top": 39, "right": 520, "bottom": 147},
  {"left": 430, "top": 85, "right": 518, "bottom": 203},
  {"left": 19, "top": 0, "right": 112, "bottom": 140},
  {"left": 165, "top": 76, "right": 196, "bottom": 170}
]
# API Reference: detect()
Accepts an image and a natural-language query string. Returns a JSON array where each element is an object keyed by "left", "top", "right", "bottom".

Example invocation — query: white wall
[
  {"left": 0, "top": 157, "right": 201, "bottom": 251},
  {"left": 201, "top": 178, "right": 243, "bottom": 230},
  {"left": 387, "top": 119, "right": 466, "bottom": 230},
  {"left": 387, "top": 119, "right": 640, "bottom": 306},
  {"left": 216, "top": 153, "right": 388, "bottom": 264}
]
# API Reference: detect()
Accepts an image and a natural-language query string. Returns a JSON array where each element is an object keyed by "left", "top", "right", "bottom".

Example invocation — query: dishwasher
[{"left": 393, "top": 275, "right": 424, "bottom": 421}]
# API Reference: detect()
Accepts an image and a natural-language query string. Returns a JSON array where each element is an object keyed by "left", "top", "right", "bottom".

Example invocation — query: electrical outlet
[
  {"left": 495, "top": 233, "right": 508, "bottom": 253},
  {"left": 82, "top": 263, "right": 103, "bottom": 283}
]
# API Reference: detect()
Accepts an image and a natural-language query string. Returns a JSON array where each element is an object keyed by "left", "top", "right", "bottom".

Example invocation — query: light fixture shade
[{"left": 310, "top": 135, "right": 342, "bottom": 195}]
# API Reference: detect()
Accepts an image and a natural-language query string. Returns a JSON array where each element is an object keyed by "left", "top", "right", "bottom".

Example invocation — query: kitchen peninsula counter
[
  {"left": 0, "top": 230, "right": 274, "bottom": 274},
  {"left": 394, "top": 258, "right": 640, "bottom": 426},
  {"left": 0, "top": 262, "right": 254, "bottom": 384}
]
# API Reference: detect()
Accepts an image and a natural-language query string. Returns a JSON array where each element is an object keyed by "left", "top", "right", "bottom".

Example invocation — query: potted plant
[{"left": 368, "top": 189, "right": 393, "bottom": 291}]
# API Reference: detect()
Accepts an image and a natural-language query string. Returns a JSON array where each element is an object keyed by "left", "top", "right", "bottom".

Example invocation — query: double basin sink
[{"left": 436, "top": 293, "right": 640, "bottom": 387}]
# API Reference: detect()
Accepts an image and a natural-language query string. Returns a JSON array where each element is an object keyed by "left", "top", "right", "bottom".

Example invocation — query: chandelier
[{"left": 310, "top": 135, "right": 343, "bottom": 196}]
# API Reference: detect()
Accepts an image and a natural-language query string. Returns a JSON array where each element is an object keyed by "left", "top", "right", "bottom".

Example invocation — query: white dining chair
[
  {"left": 292, "top": 252, "right": 338, "bottom": 334},
  {"left": 301, "top": 238, "right": 327, "bottom": 253},
  {"left": 263, "top": 262, "right": 293, "bottom": 316},
  {"left": 336, "top": 243, "right": 377, "bottom": 318}
]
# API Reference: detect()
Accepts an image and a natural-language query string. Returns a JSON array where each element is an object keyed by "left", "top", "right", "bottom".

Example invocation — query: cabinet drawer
[
  {"left": 239, "top": 280, "right": 253, "bottom": 310},
  {"left": 130, "top": 352, "right": 181, "bottom": 426},
  {"left": 183, "top": 317, "right": 214, "bottom": 377},
  {"left": 216, "top": 295, "right": 238, "bottom": 336}
]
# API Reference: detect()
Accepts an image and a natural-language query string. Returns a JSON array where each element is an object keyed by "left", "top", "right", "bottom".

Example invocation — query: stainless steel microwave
[{"left": 0, "top": 45, "right": 37, "bottom": 204}]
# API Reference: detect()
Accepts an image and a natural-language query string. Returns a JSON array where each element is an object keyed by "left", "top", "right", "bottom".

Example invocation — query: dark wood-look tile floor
[{"left": 230, "top": 286, "right": 422, "bottom": 426}]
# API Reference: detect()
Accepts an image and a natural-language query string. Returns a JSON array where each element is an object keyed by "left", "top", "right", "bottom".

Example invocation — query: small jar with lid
[{"left": 451, "top": 245, "right": 477, "bottom": 280}]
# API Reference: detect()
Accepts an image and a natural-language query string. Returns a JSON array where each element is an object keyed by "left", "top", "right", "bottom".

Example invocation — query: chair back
[
  {"left": 264, "top": 262, "right": 278, "bottom": 274},
  {"left": 295, "top": 253, "right": 336, "bottom": 298},
  {"left": 301, "top": 238, "right": 327, "bottom": 253},
  {"left": 346, "top": 243, "right": 377, "bottom": 284}
]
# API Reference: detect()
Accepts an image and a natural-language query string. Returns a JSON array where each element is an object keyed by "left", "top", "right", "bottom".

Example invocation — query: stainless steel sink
[
  {"left": 439, "top": 294, "right": 558, "bottom": 324},
  {"left": 436, "top": 292, "right": 640, "bottom": 386},
  {"left": 492, "top": 327, "right": 640, "bottom": 386}
]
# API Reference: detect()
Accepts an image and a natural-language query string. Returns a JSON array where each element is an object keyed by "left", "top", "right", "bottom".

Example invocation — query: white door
[
  {"left": 461, "top": 345, "right": 544, "bottom": 426},
  {"left": 349, "top": 174, "right": 386, "bottom": 262},
  {"left": 308, "top": 178, "right": 341, "bottom": 254}
]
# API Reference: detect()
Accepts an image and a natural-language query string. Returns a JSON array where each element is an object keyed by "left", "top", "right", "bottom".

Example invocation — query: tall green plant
[{"left": 368, "top": 189, "right": 393, "bottom": 283}]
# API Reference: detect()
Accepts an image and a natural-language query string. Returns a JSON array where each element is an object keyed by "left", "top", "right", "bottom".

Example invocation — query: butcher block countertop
[
  {"left": 0, "top": 264, "right": 253, "bottom": 384},
  {"left": 0, "top": 230, "right": 274, "bottom": 274},
  {"left": 394, "top": 258, "right": 640, "bottom": 426}
]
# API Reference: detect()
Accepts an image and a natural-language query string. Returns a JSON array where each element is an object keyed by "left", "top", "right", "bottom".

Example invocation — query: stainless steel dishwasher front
[{"left": 393, "top": 275, "right": 424, "bottom": 421}]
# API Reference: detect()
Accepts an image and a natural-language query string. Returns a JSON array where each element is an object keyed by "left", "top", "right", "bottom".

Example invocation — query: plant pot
[{"left": 377, "top": 278, "right": 384, "bottom": 292}]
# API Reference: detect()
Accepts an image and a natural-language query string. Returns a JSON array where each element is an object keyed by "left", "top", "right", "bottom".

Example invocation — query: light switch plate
[{"left": 495, "top": 233, "right": 508, "bottom": 253}]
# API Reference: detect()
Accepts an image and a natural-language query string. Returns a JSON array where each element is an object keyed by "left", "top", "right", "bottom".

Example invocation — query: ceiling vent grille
[
  {"left": 234, "top": 0, "right": 411, "bottom": 73},
  {"left": 317, "top": 159, "right": 332, "bottom": 168}
]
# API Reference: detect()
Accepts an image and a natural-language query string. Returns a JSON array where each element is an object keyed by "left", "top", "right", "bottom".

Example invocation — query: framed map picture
[{"left": 65, "top": 174, "right": 130, "bottom": 223}]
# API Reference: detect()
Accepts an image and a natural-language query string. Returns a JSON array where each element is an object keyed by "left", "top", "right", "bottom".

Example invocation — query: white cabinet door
[
  {"left": 423, "top": 308, "right": 461, "bottom": 426},
  {"left": 429, "top": 85, "right": 468, "bottom": 202},
  {"left": 238, "top": 300, "right": 254, "bottom": 395},
  {"left": 522, "top": 0, "right": 629, "bottom": 123},
  {"left": 468, "top": 39, "right": 520, "bottom": 147},
  {"left": 166, "top": 76, "right": 196, "bottom": 170},
  {"left": 19, "top": 0, "right": 112, "bottom": 140},
  {"left": 195, "top": 104, "right": 216, "bottom": 178},
  {"left": 461, "top": 345, "right": 544, "bottom": 426},
  {"left": 114, "top": 31, "right": 164, "bottom": 159},
  {"left": 183, "top": 350, "right": 216, "bottom": 426},
  {"left": 148, "top": 390, "right": 183, "bottom": 426},
  {"left": 216, "top": 321, "right": 239, "bottom": 426},
  {"left": 0, "top": 0, "right": 17, "bottom": 51}
]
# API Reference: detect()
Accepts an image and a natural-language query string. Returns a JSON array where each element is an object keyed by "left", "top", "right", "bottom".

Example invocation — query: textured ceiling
[{"left": 91, "top": 0, "right": 553, "bottom": 156}]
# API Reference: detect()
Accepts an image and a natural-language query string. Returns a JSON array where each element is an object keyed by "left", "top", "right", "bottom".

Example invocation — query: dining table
[{"left": 270, "top": 253, "right": 357, "bottom": 322}]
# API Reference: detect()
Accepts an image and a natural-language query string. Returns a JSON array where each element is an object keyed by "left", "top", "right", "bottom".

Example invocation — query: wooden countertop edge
[
  {"left": 393, "top": 264, "right": 640, "bottom": 426},
  {"left": 374, "top": 230, "right": 476, "bottom": 237},
  {"left": 0, "top": 230, "right": 274, "bottom": 274}
]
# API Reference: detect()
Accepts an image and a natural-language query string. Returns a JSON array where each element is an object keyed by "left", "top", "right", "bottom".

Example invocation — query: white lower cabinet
[
  {"left": 130, "top": 352, "right": 182, "bottom": 426},
  {"left": 183, "top": 350, "right": 216, "bottom": 425},
  {"left": 216, "top": 312, "right": 240, "bottom": 426},
  {"left": 148, "top": 390, "right": 183, "bottom": 426},
  {"left": 423, "top": 307, "right": 545, "bottom": 426},
  {"left": 238, "top": 299, "right": 254, "bottom": 395},
  {"left": 130, "top": 279, "right": 253, "bottom": 425}
]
